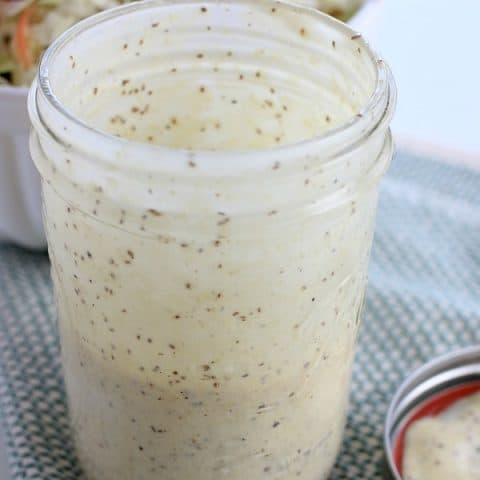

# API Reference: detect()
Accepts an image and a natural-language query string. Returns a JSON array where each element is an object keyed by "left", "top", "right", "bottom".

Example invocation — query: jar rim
[{"left": 32, "top": 0, "right": 396, "bottom": 172}]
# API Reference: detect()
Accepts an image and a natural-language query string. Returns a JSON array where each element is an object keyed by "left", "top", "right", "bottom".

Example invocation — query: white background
[
  {"left": 1, "top": 0, "right": 479, "bottom": 478},
  {"left": 376, "top": 0, "right": 480, "bottom": 169}
]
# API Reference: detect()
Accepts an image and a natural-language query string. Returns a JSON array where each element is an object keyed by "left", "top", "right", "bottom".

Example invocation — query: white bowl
[
  {"left": 0, "top": 0, "right": 383, "bottom": 249},
  {"left": 0, "top": 85, "right": 44, "bottom": 248}
]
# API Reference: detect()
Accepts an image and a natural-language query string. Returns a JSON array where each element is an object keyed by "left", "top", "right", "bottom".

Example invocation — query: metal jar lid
[{"left": 384, "top": 345, "right": 480, "bottom": 479}]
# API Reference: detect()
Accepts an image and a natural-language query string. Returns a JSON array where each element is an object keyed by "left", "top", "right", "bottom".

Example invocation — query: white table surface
[{"left": 1, "top": 1, "right": 479, "bottom": 478}]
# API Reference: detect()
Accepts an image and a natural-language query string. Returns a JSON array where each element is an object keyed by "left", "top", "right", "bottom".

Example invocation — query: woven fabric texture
[{"left": 0, "top": 151, "right": 479, "bottom": 479}]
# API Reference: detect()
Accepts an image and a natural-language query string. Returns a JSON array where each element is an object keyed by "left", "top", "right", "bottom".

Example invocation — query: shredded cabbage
[
  {"left": 0, "top": 0, "right": 361, "bottom": 87},
  {"left": 0, "top": 0, "right": 129, "bottom": 86}
]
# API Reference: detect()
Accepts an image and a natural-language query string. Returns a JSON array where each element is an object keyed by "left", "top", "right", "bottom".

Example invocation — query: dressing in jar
[{"left": 29, "top": 1, "right": 396, "bottom": 479}]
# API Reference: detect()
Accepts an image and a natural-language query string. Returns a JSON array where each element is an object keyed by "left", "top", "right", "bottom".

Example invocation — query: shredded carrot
[{"left": 14, "top": 4, "right": 34, "bottom": 68}]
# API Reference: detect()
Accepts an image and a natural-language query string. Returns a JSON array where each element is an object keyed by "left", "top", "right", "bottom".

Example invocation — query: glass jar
[{"left": 28, "top": 1, "right": 396, "bottom": 479}]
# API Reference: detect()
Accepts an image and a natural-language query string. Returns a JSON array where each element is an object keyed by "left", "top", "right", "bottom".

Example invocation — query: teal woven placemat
[{"left": 0, "top": 151, "right": 479, "bottom": 480}]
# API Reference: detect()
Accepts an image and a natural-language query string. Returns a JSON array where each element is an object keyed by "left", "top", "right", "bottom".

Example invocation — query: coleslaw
[
  {"left": 0, "top": 0, "right": 129, "bottom": 85},
  {"left": 0, "top": 0, "right": 363, "bottom": 86}
]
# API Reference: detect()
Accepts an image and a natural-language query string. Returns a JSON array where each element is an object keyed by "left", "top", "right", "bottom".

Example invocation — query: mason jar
[{"left": 28, "top": 1, "right": 396, "bottom": 479}]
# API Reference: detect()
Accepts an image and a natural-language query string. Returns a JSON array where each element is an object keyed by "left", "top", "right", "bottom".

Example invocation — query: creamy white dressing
[
  {"left": 403, "top": 392, "right": 480, "bottom": 480},
  {"left": 29, "top": 2, "right": 393, "bottom": 479}
]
